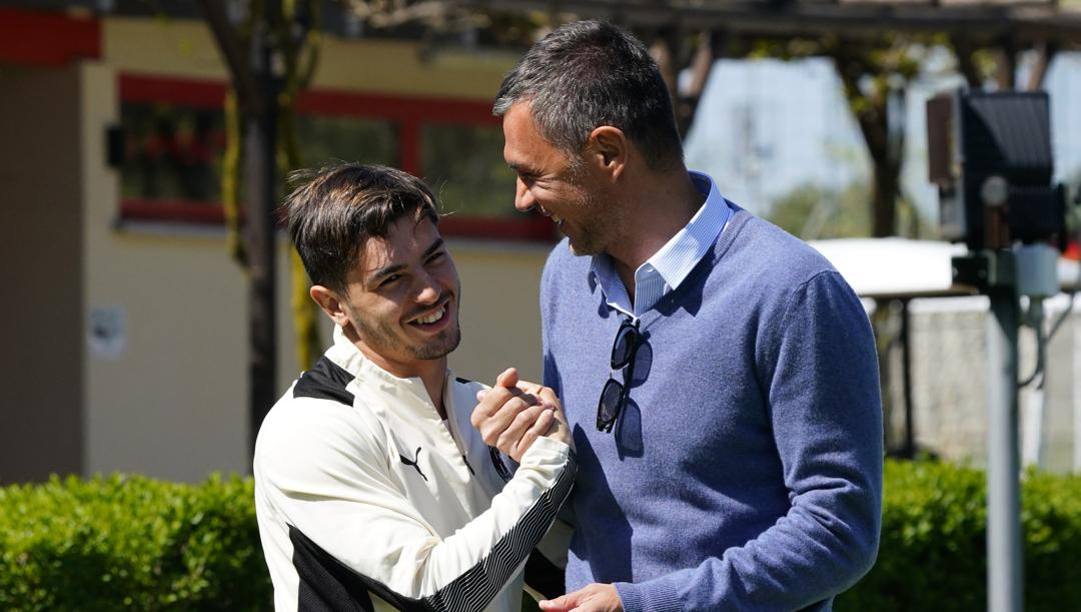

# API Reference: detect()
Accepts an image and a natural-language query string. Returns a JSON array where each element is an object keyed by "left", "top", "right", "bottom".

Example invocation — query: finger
[
  {"left": 496, "top": 404, "right": 550, "bottom": 454},
  {"left": 536, "top": 386, "right": 560, "bottom": 408},
  {"left": 495, "top": 367, "right": 519, "bottom": 389},
  {"left": 481, "top": 395, "right": 536, "bottom": 446},
  {"left": 493, "top": 401, "right": 546, "bottom": 450},
  {"left": 550, "top": 404, "right": 568, "bottom": 425},
  {"left": 516, "top": 381, "right": 560, "bottom": 409},
  {"left": 539, "top": 592, "right": 578, "bottom": 612},
  {"left": 471, "top": 385, "right": 517, "bottom": 428},
  {"left": 515, "top": 391, "right": 539, "bottom": 407},
  {"left": 514, "top": 408, "right": 555, "bottom": 457}
]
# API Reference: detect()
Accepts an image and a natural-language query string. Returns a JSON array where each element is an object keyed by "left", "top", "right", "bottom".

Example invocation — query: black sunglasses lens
[
  {"left": 597, "top": 378, "right": 624, "bottom": 428},
  {"left": 610, "top": 324, "right": 638, "bottom": 369}
]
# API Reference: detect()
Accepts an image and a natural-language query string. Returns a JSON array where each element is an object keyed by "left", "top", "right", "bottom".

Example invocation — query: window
[
  {"left": 120, "top": 102, "right": 225, "bottom": 203},
  {"left": 422, "top": 122, "right": 516, "bottom": 219},
  {"left": 296, "top": 115, "right": 397, "bottom": 169},
  {"left": 117, "top": 74, "right": 553, "bottom": 241}
]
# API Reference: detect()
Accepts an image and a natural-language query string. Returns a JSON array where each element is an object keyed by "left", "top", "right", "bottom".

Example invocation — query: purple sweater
[{"left": 540, "top": 208, "right": 883, "bottom": 611}]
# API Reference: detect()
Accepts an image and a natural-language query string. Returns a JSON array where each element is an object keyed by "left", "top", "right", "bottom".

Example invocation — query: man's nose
[
  {"left": 514, "top": 177, "right": 534, "bottom": 213},
  {"left": 414, "top": 272, "right": 441, "bottom": 305}
]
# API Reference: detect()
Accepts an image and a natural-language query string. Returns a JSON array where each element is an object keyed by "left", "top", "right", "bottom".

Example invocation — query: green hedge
[
  {"left": 0, "top": 474, "right": 269, "bottom": 611},
  {"left": 1, "top": 462, "right": 1079, "bottom": 610},
  {"left": 837, "top": 461, "right": 1081, "bottom": 611}
]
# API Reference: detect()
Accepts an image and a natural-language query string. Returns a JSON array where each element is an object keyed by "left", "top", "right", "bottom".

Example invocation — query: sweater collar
[{"left": 589, "top": 170, "right": 731, "bottom": 317}]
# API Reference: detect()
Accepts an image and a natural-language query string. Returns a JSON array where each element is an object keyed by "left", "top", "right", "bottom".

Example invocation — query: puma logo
[{"left": 399, "top": 446, "right": 428, "bottom": 481}]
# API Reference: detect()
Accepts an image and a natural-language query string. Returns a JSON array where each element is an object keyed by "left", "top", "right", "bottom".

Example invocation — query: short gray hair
[{"left": 493, "top": 20, "right": 684, "bottom": 171}]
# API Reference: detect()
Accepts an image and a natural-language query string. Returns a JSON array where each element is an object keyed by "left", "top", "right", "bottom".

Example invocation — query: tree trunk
[
  {"left": 246, "top": 19, "right": 280, "bottom": 456},
  {"left": 871, "top": 158, "right": 900, "bottom": 238}
]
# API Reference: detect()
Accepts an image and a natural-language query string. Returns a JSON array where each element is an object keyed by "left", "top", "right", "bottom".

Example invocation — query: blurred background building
[{"left": 2, "top": 0, "right": 1080, "bottom": 483}]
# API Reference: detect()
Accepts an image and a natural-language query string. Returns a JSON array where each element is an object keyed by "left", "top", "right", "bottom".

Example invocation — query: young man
[
  {"left": 254, "top": 163, "right": 575, "bottom": 611},
  {"left": 480, "top": 20, "right": 884, "bottom": 612}
]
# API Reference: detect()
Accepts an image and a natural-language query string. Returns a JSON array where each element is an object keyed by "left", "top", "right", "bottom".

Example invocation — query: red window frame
[
  {"left": 0, "top": 8, "right": 100, "bottom": 67},
  {"left": 118, "top": 73, "right": 554, "bottom": 241}
]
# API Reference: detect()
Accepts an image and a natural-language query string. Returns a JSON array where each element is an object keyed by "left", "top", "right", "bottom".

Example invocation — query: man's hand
[
  {"left": 471, "top": 368, "right": 571, "bottom": 462},
  {"left": 539, "top": 584, "right": 622, "bottom": 612}
]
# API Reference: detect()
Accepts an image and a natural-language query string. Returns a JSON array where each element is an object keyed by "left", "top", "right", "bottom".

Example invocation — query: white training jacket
[{"left": 254, "top": 327, "right": 576, "bottom": 612}]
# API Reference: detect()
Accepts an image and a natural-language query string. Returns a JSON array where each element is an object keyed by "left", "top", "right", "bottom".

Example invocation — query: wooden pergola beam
[{"left": 456, "top": 0, "right": 1081, "bottom": 45}]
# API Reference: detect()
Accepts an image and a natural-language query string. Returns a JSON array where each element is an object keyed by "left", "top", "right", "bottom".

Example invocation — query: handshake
[{"left": 471, "top": 367, "right": 573, "bottom": 462}]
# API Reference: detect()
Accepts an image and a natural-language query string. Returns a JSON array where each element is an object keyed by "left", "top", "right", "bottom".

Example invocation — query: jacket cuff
[
  {"left": 615, "top": 581, "right": 681, "bottom": 612},
  {"left": 519, "top": 435, "right": 573, "bottom": 468}
]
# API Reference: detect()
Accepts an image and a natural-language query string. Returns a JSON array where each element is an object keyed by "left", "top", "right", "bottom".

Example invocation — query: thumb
[
  {"left": 539, "top": 592, "right": 579, "bottom": 612},
  {"left": 495, "top": 367, "right": 519, "bottom": 389}
]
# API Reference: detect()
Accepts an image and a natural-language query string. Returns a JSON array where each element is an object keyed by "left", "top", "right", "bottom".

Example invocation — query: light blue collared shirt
[{"left": 590, "top": 171, "right": 732, "bottom": 317}]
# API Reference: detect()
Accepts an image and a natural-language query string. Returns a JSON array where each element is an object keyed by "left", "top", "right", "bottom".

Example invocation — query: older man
[{"left": 481, "top": 20, "right": 884, "bottom": 612}]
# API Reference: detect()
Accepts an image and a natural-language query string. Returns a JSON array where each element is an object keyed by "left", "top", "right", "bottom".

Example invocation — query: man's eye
[
  {"left": 378, "top": 274, "right": 402, "bottom": 287},
  {"left": 427, "top": 251, "right": 445, "bottom": 264}
]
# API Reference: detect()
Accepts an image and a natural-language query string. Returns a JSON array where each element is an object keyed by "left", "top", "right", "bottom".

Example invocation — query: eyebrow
[
  {"left": 367, "top": 238, "right": 446, "bottom": 283},
  {"left": 507, "top": 162, "right": 539, "bottom": 177},
  {"left": 423, "top": 238, "right": 446, "bottom": 259}
]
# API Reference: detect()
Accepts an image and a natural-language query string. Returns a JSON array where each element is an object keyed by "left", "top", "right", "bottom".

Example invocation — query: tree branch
[
  {"left": 198, "top": 0, "right": 262, "bottom": 115},
  {"left": 951, "top": 36, "right": 983, "bottom": 90},
  {"left": 1026, "top": 40, "right": 1058, "bottom": 91}
]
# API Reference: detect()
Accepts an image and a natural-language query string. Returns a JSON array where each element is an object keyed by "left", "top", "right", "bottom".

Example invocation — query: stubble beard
[
  {"left": 564, "top": 191, "right": 610, "bottom": 257},
  {"left": 412, "top": 324, "right": 461, "bottom": 360},
  {"left": 355, "top": 310, "right": 461, "bottom": 363}
]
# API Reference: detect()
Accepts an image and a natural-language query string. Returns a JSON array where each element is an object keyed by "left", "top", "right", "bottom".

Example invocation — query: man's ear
[
  {"left": 310, "top": 285, "right": 351, "bottom": 328},
  {"left": 585, "top": 125, "right": 628, "bottom": 181}
]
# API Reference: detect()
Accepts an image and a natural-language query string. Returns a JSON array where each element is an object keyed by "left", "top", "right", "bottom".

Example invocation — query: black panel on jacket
[
  {"left": 294, "top": 357, "right": 356, "bottom": 406},
  {"left": 290, "top": 524, "right": 375, "bottom": 612},
  {"left": 289, "top": 526, "right": 431, "bottom": 612}
]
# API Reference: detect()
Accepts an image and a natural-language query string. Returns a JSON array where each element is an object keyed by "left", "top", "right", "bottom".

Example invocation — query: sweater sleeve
[
  {"left": 613, "top": 270, "right": 883, "bottom": 611},
  {"left": 255, "top": 402, "right": 577, "bottom": 611}
]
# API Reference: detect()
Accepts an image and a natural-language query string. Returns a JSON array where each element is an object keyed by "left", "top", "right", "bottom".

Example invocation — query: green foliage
[
  {"left": 0, "top": 474, "right": 270, "bottom": 611},
  {"left": 767, "top": 182, "right": 872, "bottom": 239},
  {"left": 837, "top": 460, "right": 1081, "bottom": 611},
  {"left": 3, "top": 464, "right": 1079, "bottom": 611}
]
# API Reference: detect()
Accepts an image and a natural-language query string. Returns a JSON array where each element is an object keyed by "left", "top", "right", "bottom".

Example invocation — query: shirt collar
[
  {"left": 326, "top": 325, "right": 448, "bottom": 407},
  {"left": 589, "top": 170, "right": 731, "bottom": 316}
]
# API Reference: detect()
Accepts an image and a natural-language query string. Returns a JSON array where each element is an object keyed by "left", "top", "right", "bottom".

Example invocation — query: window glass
[
  {"left": 422, "top": 123, "right": 516, "bottom": 218},
  {"left": 118, "top": 90, "right": 533, "bottom": 237},
  {"left": 296, "top": 114, "right": 397, "bottom": 169},
  {"left": 120, "top": 102, "right": 225, "bottom": 202}
]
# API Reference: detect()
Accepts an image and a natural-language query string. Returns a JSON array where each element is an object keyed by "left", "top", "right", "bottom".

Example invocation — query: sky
[{"left": 682, "top": 51, "right": 1081, "bottom": 227}]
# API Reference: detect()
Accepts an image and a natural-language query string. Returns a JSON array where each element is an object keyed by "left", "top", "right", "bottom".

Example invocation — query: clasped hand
[
  {"left": 472, "top": 370, "right": 618, "bottom": 611},
  {"left": 471, "top": 367, "right": 572, "bottom": 463}
]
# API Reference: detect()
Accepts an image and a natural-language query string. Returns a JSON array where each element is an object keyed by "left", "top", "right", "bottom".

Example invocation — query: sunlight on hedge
[{"left": 1, "top": 462, "right": 1079, "bottom": 610}]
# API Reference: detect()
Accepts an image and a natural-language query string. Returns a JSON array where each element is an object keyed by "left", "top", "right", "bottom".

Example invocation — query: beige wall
[
  {"left": 103, "top": 17, "right": 516, "bottom": 99},
  {"left": 447, "top": 241, "right": 549, "bottom": 385},
  {"left": 81, "top": 62, "right": 253, "bottom": 480},
  {"left": 0, "top": 65, "right": 85, "bottom": 484},
  {"left": 72, "top": 20, "right": 552, "bottom": 482}
]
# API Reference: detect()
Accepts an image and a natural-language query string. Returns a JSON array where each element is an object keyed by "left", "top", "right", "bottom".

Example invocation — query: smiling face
[
  {"left": 502, "top": 102, "right": 613, "bottom": 256},
  {"left": 329, "top": 215, "right": 461, "bottom": 377}
]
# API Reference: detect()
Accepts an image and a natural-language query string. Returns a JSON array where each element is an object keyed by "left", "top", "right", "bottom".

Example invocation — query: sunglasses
[{"left": 596, "top": 317, "right": 642, "bottom": 433}]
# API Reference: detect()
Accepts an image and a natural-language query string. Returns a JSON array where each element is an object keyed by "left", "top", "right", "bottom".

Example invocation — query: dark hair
[
  {"left": 493, "top": 20, "right": 684, "bottom": 171},
  {"left": 283, "top": 163, "right": 439, "bottom": 292}
]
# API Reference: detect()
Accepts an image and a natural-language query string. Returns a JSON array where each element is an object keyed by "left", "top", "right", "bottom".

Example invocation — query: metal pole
[
  {"left": 901, "top": 298, "right": 915, "bottom": 459},
  {"left": 986, "top": 264, "right": 1022, "bottom": 612},
  {"left": 1074, "top": 304, "right": 1081, "bottom": 473}
]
